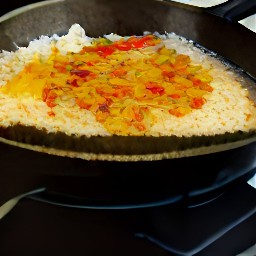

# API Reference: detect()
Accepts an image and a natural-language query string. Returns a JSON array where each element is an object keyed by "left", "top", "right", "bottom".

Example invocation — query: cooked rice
[{"left": 0, "top": 24, "right": 255, "bottom": 137}]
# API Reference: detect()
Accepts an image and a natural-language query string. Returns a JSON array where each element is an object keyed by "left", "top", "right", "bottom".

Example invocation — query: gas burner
[{"left": 129, "top": 180, "right": 256, "bottom": 256}]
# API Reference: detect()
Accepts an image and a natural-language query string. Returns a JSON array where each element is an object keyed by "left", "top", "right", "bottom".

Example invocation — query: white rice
[{"left": 0, "top": 24, "right": 255, "bottom": 137}]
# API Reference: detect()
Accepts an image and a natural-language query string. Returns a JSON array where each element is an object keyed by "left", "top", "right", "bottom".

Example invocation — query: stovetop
[{"left": 0, "top": 173, "right": 255, "bottom": 256}]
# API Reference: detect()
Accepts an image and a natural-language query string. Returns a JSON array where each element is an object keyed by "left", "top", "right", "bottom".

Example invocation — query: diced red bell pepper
[
  {"left": 70, "top": 69, "right": 91, "bottom": 78},
  {"left": 43, "top": 88, "right": 58, "bottom": 108},
  {"left": 71, "top": 79, "right": 79, "bottom": 87},
  {"left": 190, "top": 97, "right": 205, "bottom": 109},
  {"left": 129, "top": 35, "right": 156, "bottom": 49},
  {"left": 169, "top": 94, "right": 181, "bottom": 99},
  {"left": 162, "top": 71, "right": 175, "bottom": 78},
  {"left": 146, "top": 82, "right": 165, "bottom": 95},
  {"left": 96, "top": 46, "right": 115, "bottom": 57},
  {"left": 115, "top": 43, "right": 132, "bottom": 51}
]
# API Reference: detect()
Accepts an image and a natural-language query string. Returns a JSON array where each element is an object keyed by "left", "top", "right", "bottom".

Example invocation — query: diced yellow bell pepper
[
  {"left": 109, "top": 77, "right": 131, "bottom": 86},
  {"left": 173, "top": 76, "right": 193, "bottom": 87},
  {"left": 186, "top": 88, "right": 207, "bottom": 98},
  {"left": 155, "top": 55, "right": 170, "bottom": 65}
]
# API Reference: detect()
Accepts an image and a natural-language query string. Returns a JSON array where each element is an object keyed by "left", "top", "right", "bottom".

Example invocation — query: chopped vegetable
[{"left": 2, "top": 34, "right": 213, "bottom": 134}]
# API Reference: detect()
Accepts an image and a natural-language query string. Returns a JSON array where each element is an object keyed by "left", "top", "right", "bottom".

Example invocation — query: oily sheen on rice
[{"left": 0, "top": 24, "right": 256, "bottom": 138}]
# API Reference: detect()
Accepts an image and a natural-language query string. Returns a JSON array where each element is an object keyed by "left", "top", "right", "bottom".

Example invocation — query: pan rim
[
  {"left": 0, "top": 0, "right": 65, "bottom": 23},
  {"left": 0, "top": 136, "right": 255, "bottom": 162}
]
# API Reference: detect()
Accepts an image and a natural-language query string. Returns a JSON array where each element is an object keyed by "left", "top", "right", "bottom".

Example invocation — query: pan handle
[{"left": 206, "top": 0, "right": 256, "bottom": 22}]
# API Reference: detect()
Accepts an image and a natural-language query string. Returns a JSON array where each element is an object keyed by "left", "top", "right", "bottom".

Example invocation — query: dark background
[{"left": 1, "top": 0, "right": 47, "bottom": 16}]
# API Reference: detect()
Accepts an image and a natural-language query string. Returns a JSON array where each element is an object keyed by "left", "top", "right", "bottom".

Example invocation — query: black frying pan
[
  {"left": 0, "top": 0, "right": 256, "bottom": 161},
  {"left": 0, "top": 0, "right": 255, "bottom": 207}
]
